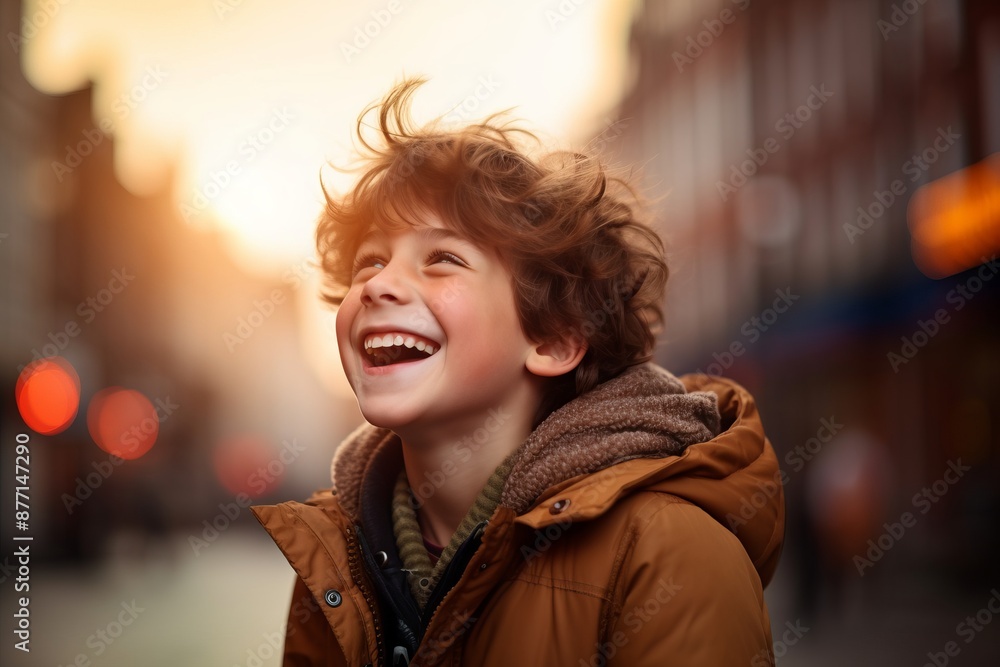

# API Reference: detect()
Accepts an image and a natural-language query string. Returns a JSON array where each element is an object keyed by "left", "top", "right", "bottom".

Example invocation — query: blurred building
[
  {"left": 615, "top": 0, "right": 999, "bottom": 619},
  {"left": 1, "top": 0, "right": 353, "bottom": 563}
]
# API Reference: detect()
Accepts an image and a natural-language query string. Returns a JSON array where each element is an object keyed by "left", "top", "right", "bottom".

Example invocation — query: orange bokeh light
[
  {"left": 15, "top": 357, "right": 81, "bottom": 435},
  {"left": 87, "top": 387, "right": 159, "bottom": 460},
  {"left": 909, "top": 153, "right": 1000, "bottom": 278},
  {"left": 213, "top": 436, "right": 284, "bottom": 498}
]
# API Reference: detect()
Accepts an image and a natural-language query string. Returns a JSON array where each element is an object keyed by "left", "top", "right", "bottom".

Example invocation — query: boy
[{"left": 252, "top": 79, "right": 784, "bottom": 666}]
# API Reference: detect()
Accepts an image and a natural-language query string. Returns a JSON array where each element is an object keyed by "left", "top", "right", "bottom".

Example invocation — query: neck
[{"left": 396, "top": 402, "right": 535, "bottom": 547}]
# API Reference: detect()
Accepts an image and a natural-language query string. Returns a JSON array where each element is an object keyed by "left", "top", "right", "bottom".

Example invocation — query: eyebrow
[
  {"left": 416, "top": 227, "right": 469, "bottom": 244},
  {"left": 357, "top": 225, "right": 472, "bottom": 247}
]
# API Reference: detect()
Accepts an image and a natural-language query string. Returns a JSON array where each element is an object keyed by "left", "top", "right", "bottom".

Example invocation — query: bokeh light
[
  {"left": 87, "top": 387, "right": 159, "bottom": 459},
  {"left": 14, "top": 357, "right": 81, "bottom": 435},
  {"left": 212, "top": 435, "right": 285, "bottom": 498},
  {"left": 909, "top": 153, "right": 1000, "bottom": 279}
]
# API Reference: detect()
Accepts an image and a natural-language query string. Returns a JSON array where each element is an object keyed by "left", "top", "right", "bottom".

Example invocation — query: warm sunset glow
[
  {"left": 909, "top": 153, "right": 1000, "bottom": 279},
  {"left": 18, "top": 0, "right": 637, "bottom": 406},
  {"left": 20, "top": 0, "right": 635, "bottom": 276},
  {"left": 15, "top": 357, "right": 81, "bottom": 435},
  {"left": 87, "top": 387, "right": 159, "bottom": 459}
]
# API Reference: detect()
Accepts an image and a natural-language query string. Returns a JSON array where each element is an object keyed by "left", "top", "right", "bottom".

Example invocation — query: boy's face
[{"left": 335, "top": 212, "right": 540, "bottom": 435}]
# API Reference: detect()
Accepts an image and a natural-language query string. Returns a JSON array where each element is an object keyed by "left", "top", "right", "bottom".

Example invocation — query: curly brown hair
[{"left": 317, "top": 78, "right": 668, "bottom": 413}]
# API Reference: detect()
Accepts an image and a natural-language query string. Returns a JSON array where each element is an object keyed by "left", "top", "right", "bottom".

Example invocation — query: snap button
[
  {"left": 419, "top": 577, "right": 430, "bottom": 588},
  {"left": 550, "top": 499, "right": 571, "bottom": 514},
  {"left": 324, "top": 589, "right": 342, "bottom": 607},
  {"left": 375, "top": 551, "right": 388, "bottom": 567}
]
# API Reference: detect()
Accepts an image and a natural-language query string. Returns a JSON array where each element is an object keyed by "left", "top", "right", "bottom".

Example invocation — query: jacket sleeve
[
  {"left": 282, "top": 575, "right": 350, "bottom": 667},
  {"left": 606, "top": 497, "right": 775, "bottom": 666}
]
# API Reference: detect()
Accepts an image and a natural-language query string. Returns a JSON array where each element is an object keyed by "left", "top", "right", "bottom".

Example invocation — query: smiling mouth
[{"left": 363, "top": 332, "right": 439, "bottom": 368}]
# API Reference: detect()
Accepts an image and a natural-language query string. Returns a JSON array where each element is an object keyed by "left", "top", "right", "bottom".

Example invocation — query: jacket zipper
[
  {"left": 355, "top": 525, "right": 422, "bottom": 659},
  {"left": 420, "top": 520, "right": 488, "bottom": 628},
  {"left": 345, "top": 524, "right": 385, "bottom": 666}
]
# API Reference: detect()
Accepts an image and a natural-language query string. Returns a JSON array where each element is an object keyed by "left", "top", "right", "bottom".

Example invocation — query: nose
[{"left": 359, "top": 259, "right": 413, "bottom": 306}]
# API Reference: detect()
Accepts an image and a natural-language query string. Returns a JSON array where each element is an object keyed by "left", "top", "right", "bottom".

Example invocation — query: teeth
[{"left": 363, "top": 332, "right": 439, "bottom": 359}]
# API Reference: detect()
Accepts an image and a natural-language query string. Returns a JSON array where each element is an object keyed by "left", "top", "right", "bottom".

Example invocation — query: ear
[{"left": 526, "top": 334, "right": 588, "bottom": 378}]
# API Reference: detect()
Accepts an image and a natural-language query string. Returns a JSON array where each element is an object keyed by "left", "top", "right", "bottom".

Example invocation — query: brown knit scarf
[{"left": 332, "top": 363, "right": 721, "bottom": 609}]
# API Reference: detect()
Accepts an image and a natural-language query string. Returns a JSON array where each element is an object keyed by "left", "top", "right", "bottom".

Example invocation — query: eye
[
  {"left": 426, "top": 249, "right": 467, "bottom": 266},
  {"left": 351, "top": 251, "right": 386, "bottom": 277}
]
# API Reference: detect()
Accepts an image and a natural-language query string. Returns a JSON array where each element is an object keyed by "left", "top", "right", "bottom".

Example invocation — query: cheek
[
  {"left": 446, "top": 295, "right": 528, "bottom": 362},
  {"left": 335, "top": 295, "right": 360, "bottom": 352}
]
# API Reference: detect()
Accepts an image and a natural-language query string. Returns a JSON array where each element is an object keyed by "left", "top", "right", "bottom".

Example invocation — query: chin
[{"left": 357, "top": 401, "right": 418, "bottom": 431}]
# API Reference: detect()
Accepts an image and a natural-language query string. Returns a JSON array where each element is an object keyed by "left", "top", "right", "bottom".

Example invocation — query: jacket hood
[
  {"left": 669, "top": 373, "right": 785, "bottom": 585},
  {"left": 511, "top": 372, "right": 785, "bottom": 585},
  {"left": 330, "top": 364, "right": 784, "bottom": 585}
]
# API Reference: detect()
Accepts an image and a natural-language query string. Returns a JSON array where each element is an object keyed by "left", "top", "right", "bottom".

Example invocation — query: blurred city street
[
  {"left": 3, "top": 0, "right": 999, "bottom": 665},
  {"left": 2, "top": 526, "right": 999, "bottom": 666}
]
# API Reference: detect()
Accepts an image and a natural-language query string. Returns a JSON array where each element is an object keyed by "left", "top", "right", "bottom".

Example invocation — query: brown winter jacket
[{"left": 252, "top": 365, "right": 785, "bottom": 666}]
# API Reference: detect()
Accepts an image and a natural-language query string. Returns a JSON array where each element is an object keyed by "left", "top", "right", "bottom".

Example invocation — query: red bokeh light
[
  {"left": 15, "top": 357, "right": 81, "bottom": 435},
  {"left": 87, "top": 387, "right": 159, "bottom": 460},
  {"left": 213, "top": 435, "right": 285, "bottom": 498}
]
